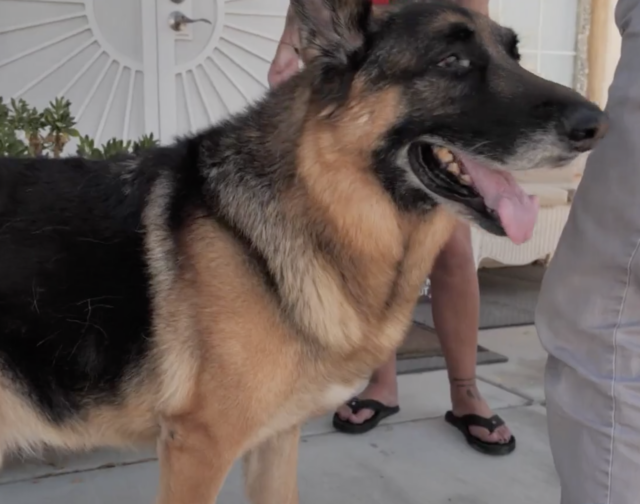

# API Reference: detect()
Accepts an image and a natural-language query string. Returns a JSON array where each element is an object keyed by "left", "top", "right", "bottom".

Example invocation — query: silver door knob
[{"left": 169, "top": 11, "right": 212, "bottom": 32}]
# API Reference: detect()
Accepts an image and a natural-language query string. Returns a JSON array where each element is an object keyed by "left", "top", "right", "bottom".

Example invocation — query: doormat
[
  {"left": 475, "top": 264, "right": 544, "bottom": 329},
  {"left": 414, "top": 264, "right": 545, "bottom": 331},
  {"left": 396, "top": 322, "right": 508, "bottom": 375}
]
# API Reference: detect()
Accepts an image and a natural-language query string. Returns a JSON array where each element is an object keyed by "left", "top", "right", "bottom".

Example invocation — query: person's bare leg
[
  {"left": 335, "top": 354, "right": 399, "bottom": 424},
  {"left": 337, "top": 223, "right": 510, "bottom": 444},
  {"left": 430, "top": 223, "right": 510, "bottom": 444}
]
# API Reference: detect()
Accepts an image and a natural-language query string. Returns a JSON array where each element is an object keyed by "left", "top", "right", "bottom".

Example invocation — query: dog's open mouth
[{"left": 408, "top": 142, "right": 539, "bottom": 244}]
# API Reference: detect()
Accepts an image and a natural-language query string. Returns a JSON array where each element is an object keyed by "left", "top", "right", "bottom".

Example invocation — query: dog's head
[{"left": 288, "top": 0, "right": 607, "bottom": 244}]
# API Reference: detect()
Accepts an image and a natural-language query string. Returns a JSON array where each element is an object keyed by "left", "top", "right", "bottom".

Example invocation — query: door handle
[{"left": 169, "top": 11, "right": 212, "bottom": 32}]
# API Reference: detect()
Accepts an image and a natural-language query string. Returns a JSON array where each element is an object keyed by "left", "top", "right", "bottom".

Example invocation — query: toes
[
  {"left": 496, "top": 425, "right": 512, "bottom": 444},
  {"left": 336, "top": 405, "right": 352, "bottom": 421},
  {"left": 467, "top": 425, "right": 512, "bottom": 444},
  {"left": 468, "top": 426, "right": 502, "bottom": 443},
  {"left": 336, "top": 404, "right": 375, "bottom": 424},
  {"left": 350, "top": 409, "right": 375, "bottom": 424}
]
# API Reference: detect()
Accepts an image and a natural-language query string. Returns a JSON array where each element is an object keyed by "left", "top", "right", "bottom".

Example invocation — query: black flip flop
[
  {"left": 445, "top": 411, "right": 516, "bottom": 456},
  {"left": 332, "top": 398, "right": 400, "bottom": 434}
]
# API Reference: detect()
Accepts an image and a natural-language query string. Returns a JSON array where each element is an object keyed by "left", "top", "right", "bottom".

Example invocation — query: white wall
[{"left": 489, "top": 0, "right": 579, "bottom": 88}]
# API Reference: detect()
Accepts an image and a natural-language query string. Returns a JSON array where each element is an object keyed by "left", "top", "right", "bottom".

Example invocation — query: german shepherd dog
[{"left": 0, "top": 0, "right": 606, "bottom": 502}]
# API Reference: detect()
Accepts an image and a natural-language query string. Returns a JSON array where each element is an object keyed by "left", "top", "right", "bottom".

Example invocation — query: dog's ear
[
  {"left": 290, "top": 0, "right": 371, "bottom": 65},
  {"left": 290, "top": 0, "right": 372, "bottom": 112}
]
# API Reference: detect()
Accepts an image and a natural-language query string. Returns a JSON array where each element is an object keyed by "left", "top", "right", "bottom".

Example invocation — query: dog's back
[{"left": 0, "top": 156, "right": 154, "bottom": 429}]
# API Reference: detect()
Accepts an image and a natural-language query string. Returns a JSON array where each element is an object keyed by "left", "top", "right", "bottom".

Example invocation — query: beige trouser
[{"left": 535, "top": 1, "right": 640, "bottom": 503}]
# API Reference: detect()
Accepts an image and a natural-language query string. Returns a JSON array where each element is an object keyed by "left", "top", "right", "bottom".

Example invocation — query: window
[{"left": 490, "top": 0, "right": 581, "bottom": 89}]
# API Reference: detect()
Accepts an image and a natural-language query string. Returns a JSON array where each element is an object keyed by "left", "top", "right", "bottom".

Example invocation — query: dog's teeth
[
  {"left": 460, "top": 174, "right": 472, "bottom": 185},
  {"left": 434, "top": 147, "right": 454, "bottom": 163},
  {"left": 447, "top": 162, "right": 460, "bottom": 176}
]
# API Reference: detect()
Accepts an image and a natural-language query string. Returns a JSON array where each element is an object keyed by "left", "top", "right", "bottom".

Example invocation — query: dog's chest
[
  {"left": 318, "top": 382, "right": 365, "bottom": 411},
  {"left": 248, "top": 380, "right": 364, "bottom": 449},
  {"left": 290, "top": 380, "right": 365, "bottom": 424}
]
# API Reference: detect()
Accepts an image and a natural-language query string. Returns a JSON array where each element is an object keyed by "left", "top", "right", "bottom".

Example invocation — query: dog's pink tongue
[{"left": 457, "top": 155, "right": 539, "bottom": 245}]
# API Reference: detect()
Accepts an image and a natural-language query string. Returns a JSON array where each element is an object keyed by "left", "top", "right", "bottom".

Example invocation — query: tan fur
[
  {"left": 139, "top": 76, "right": 456, "bottom": 501},
  {"left": 146, "top": 177, "right": 455, "bottom": 503},
  {"left": 0, "top": 5, "right": 473, "bottom": 504},
  {"left": 0, "top": 371, "right": 158, "bottom": 458},
  {"left": 0, "top": 81, "right": 456, "bottom": 504}
]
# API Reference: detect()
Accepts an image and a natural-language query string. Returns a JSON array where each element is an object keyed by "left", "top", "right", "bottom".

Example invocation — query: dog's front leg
[
  {"left": 242, "top": 425, "right": 301, "bottom": 504},
  {"left": 155, "top": 415, "right": 241, "bottom": 504}
]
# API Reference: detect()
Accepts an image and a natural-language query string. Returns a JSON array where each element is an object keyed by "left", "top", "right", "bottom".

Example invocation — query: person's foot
[
  {"left": 335, "top": 380, "right": 398, "bottom": 425},
  {"left": 449, "top": 377, "right": 512, "bottom": 444},
  {"left": 333, "top": 376, "right": 511, "bottom": 445}
]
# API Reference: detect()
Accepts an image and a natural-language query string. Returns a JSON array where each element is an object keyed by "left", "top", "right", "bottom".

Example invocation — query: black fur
[
  {"left": 0, "top": 157, "right": 155, "bottom": 423},
  {"left": 0, "top": 0, "right": 605, "bottom": 428},
  {"left": 0, "top": 118, "right": 293, "bottom": 424}
]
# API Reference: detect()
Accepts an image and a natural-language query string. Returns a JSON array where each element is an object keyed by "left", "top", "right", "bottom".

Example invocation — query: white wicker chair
[{"left": 419, "top": 180, "right": 578, "bottom": 297}]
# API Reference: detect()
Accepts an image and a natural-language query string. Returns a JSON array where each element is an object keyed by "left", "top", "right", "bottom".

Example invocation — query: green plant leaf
[{"left": 2, "top": 95, "right": 162, "bottom": 158}]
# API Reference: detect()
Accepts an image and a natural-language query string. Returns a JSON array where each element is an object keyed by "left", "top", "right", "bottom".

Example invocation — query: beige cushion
[
  {"left": 520, "top": 183, "right": 570, "bottom": 207},
  {"left": 513, "top": 153, "right": 589, "bottom": 184}
]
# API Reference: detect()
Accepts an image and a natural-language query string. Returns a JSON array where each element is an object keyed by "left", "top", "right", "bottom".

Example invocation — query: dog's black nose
[{"left": 562, "top": 105, "right": 609, "bottom": 152}]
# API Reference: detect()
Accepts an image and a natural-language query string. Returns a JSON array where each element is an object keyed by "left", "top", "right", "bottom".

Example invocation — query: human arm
[{"left": 267, "top": 6, "right": 300, "bottom": 89}]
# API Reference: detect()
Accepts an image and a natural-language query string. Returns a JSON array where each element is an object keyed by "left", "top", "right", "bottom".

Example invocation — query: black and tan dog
[{"left": 0, "top": 0, "right": 606, "bottom": 502}]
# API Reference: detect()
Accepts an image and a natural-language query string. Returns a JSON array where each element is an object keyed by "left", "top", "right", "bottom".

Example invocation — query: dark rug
[{"left": 396, "top": 322, "right": 508, "bottom": 375}]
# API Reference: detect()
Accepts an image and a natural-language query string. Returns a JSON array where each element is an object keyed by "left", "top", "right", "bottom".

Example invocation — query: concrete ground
[{"left": 0, "top": 325, "right": 557, "bottom": 504}]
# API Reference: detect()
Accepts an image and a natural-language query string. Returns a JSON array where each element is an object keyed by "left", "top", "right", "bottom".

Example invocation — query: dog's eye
[{"left": 438, "top": 55, "right": 471, "bottom": 69}]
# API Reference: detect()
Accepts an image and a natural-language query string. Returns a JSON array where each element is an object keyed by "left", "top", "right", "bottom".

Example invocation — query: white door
[
  {"left": 0, "top": 0, "right": 161, "bottom": 145},
  {"left": 153, "top": 0, "right": 289, "bottom": 143},
  {"left": 0, "top": 0, "right": 287, "bottom": 147}
]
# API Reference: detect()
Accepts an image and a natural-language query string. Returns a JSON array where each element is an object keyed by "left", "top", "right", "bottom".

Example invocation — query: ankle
[
  {"left": 449, "top": 376, "right": 482, "bottom": 402},
  {"left": 367, "top": 376, "right": 398, "bottom": 393},
  {"left": 449, "top": 376, "right": 477, "bottom": 389}
]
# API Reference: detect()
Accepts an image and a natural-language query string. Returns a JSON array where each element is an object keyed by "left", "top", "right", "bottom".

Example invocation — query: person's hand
[
  {"left": 268, "top": 7, "right": 301, "bottom": 89},
  {"left": 268, "top": 41, "right": 300, "bottom": 89}
]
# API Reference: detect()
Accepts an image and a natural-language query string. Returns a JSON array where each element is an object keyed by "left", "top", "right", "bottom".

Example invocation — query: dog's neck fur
[{"left": 190, "top": 75, "right": 455, "bottom": 362}]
